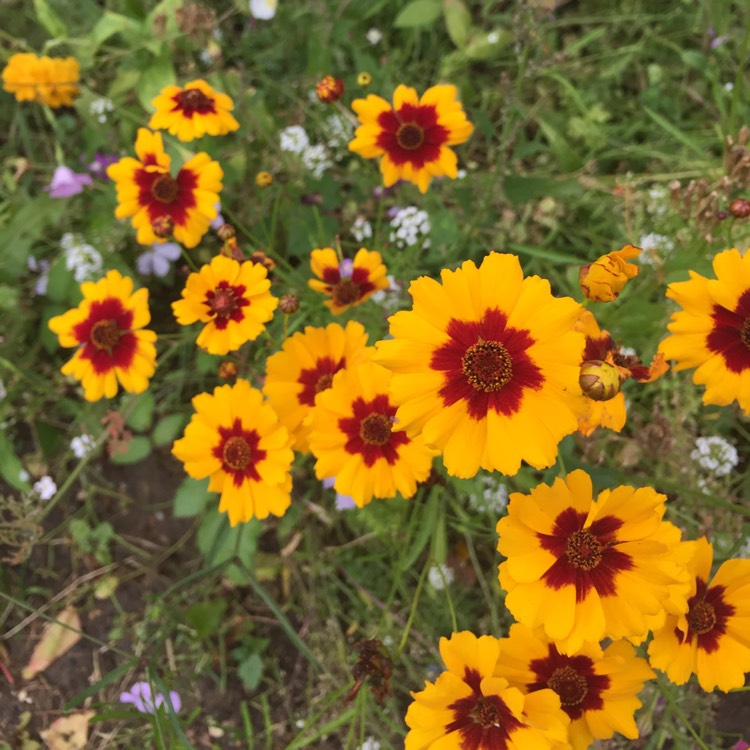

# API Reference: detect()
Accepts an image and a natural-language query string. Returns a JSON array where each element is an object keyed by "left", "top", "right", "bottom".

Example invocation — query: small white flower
[
  {"left": 370, "top": 275, "right": 403, "bottom": 311},
  {"left": 691, "top": 436, "right": 739, "bottom": 477},
  {"left": 324, "top": 113, "right": 353, "bottom": 153},
  {"left": 427, "top": 563, "right": 454, "bottom": 591},
  {"left": 619, "top": 346, "right": 637, "bottom": 358},
  {"left": 646, "top": 185, "right": 669, "bottom": 217},
  {"left": 389, "top": 206, "right": 431, "bottom": 249},
  {"left": 724, "top": 82, "right": 735, "bottom": 92},
  {"left": 33, "top": 475, "right": 57, "bottom": 501},
  {"left": 89, "top": 97, "right": 114, "bottom": 124},
  {"left": 61, "top": 233, "right": 103, "bottom": 282},
  {"left": 359, "top": 739, "right": 381, "bottom": 750},
  {"left": 19, "top": 469, "right": 30, "bottom": 482},
  {"left": 279, "top": 125, "right": 310, "bottom": 155},
  {"left": 136, "top": 242, "right": 182, "bottom": 277},
  {"left": 468, "top": 475, "right": 509, "bottom": 515},
  {"left": 456, "top": 168, "right": 467, "bottom": 179},
  {"left": 351, "top": 216, "right": 373, "bottom": 243},
  {"left": 301, "top": 144, "right": 333, "bottom": 179},
  {"left": 487, "top": 31, "right": 500, "bottom": 44},
  {"left": 294, "top": 719, "right": 305, "bottom": 729},
  {"left": 249, "top": 0, "right": 277, "bottom": 20},
  {"left": 366, "top": 28, "right": 382, "bottom": 45},
  {"left": 71, "top": 434, "right": 95, "bottom": 459},
  {"left": 0, "top": 379, "right": 6, "bottom": 400},
  {"left": 638, "top": 232, "right": 674, "bottom": 265}
]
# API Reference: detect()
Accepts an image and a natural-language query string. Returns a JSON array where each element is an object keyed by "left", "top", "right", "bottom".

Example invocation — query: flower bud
[
  {"left": 218, "top": 361, "right": 238, "bottom": 379},
  {"left": 579, "top": 359, "right": 623, "bottom": 401},
  {"left": 249, "top": 250, "right": 276, "bottom": 274},
  {"left": 315, "top": 75, "right": 344, "bottom": 104},
  {"left": 279, "top": 293, "right": 300, "bottom": 314},
  {"left": 152, "top": 216, "right": 174, "bottom": 239},
  {"left": 217, "top": 223, "right": 236, "bottom": 240},
  {"left": 579, "top": 244, "right": 640, "bottom": 302},
  {"left": 357, "top": 72, "right": 372, "bottom": 87},
  {"left": 730, "top": 198, "right": 750, "bottom": 219},
  {"left": 255, "top": 171, "right": 273, "bottom": 188}
]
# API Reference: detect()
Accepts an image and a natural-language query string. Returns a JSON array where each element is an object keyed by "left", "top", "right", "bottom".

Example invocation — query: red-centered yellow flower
[
  {"left": 405, "top": 631, "right": 571, "bottom": 750},
  {"left": 309, "top": 247, "right": 388, "bottom": 315},
  {"left": 497, "top": 470, "right": 690, "bottom": 654},
  {"left": 375, "top": 252, "right": 585, "bottom": 479},
  {"left": 172, "top": 379, "right": 293, "bottom": 525},
  {"left": 263, "top": 321, "right": 373, "bottom": 452},
  {"left": 579, "top": 244, "right": 640, "bottom": 303},
  {"left": 659, "top": 248, "right": 750, "bottom": 414},
  {"left": 648, "top": 537, "right": 750, "bottom": 692},
  {"left": 496, "top": 624, "right": 655, "bottom": 750},
  {"left": 172, "top": 254, "right": 277, "bottom": 355},
  {"left": 107, "top": 128, "right": 223, "bottom": 248},
  {"left": 308, "top": 362, "right": 436, "bottom": 507},
  {"left": 48, "top": 270, "right": 156, "bottom": 402},
  {"left": 349, "top": 84, "right": 474, "bottom": 194},
  {"left": 149, "top": 79, "right": 239, "bottom": 142},
  {"left": 2, "top": 52, "right": 79, "bottom": 108}
]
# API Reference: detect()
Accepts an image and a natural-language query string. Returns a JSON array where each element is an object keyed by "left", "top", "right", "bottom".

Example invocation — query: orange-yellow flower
[
  {"left": 2, "top": 52, "right": 79, "bottom": 108},
  {"left": 579, "top": 244, "right": 640, "bottom": 302},
  {"left": 315, "top": 75, "right": 344, "bottom": 103},
  {"left": 149, "top": 79, "right": 239, "bottom": 142}
]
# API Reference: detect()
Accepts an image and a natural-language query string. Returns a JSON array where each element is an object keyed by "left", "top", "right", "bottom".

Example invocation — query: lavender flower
[
  {"left": 136, "top": 242, "right": 182, "bottom": 277},
  {"left": 45, "top": 166, "right": 92, "bottom": 198},
  {"left": 88, "top": 152, "right": 118, "bottom": 180},
  {"left": 322, "top": 477, "right": 356, "bottom": 510},
  {"left": 120, "top": 681, "right": 181, "bottom": 714}
]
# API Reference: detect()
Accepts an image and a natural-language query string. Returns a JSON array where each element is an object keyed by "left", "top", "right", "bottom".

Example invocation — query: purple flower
[
  {"left": 211, "top": 202, "right": 225, "bottom": 230},
  {"left": 45, "top": 166, "right": 93, "bottom": 198},
  {"left": 732, "top": 742, "right": 750, "bottom": 750},
  {"left": 88, "top": 152, "right": 118, "bottom": 180},
  {"left": 322, "top": 477, "right": 356, "bottom": 510},
  {"left": 339, "top": 258, "right": 353, "bottom": 279},
  {"left": 27, "top": 256, "right": 51, "bottom": 295},
  {"left": 136, "top": 242, "right": 182, "bottom": 277},
  {"left": 120, "top": 681, "right": 181, "bottom": 714}
]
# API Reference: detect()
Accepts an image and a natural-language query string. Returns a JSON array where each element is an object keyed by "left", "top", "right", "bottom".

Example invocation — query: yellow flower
[
  {"left": 375, "top": 252, "right": 585, "bottom": 478},
  {"left": 578, "top": 244, "right": 640, "bottom": 302},
  {"left": 405, "top": 631, "right": 571, "bottom": 750},
  {"left": 309, "top": 247, "right": 389, "bottom": 315},
  {"left": 348, "top": 83, "right": 473, "bottom": 193},
  {"left": 648, "top": 537, "right": 750, "bottom": 692},
  {"left": 172, "top": 379, "right": 294, "bottom": 525},
  {"left": 659, "top": 247, "right": 750, "bottom": 413},
  {"left": 496, "top": 624, "right": 655, "bottom": 750},
  {"left": 357, "top": 72, "right": 372, "bottom": 87},
  {"left": 308, "top": 362, "right": 436, "bottom": 507},
  {"left": 255, "top": 170, "right": 273, "bottom": 188},
  {"left": 2, "top": 52, "right": 79, "bottom": 108},
  {"left": 263, "top": 321, "right": 373, "bottom": 452},
  {"left": 107, "top": 128, "right": 223, "bottom": 248},
  {"left": 172, "top": 254, "right": 277, "bottom": 355},
  {"left": 48, "top": 270, "right": 156, "bottom": 401},
  {"left": 148, "top": 79, "right": 239, "bottom": 142},
  {"left": 497, "top": 470, "right": 690, "bottom": 654}
]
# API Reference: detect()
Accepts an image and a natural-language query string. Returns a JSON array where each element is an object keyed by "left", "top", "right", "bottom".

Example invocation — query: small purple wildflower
[
  {"left": 322, "top": 477, "right": 356, "bottom": 510},
  {"left": 27, "top": 256, "right": 51, "bottom": 295},
  {"left": 340, "top": 258, "right": 354, "bottom": 279},
  {"left": 136, "top": 242, "right": 182, "bottom": 277},
  {"left": 120, "top": 681, "right": 181, "bottom": 714},
  {"left": 87, "top": 152, "right": 118, "bottom": 180},
  {"left": 211, "top": 202, "right": 225, "bottom": 230},
  {"left": 45, "top": 166, "right": 93, "bottom": 198},
  {"left": 732, "top": 742, "right": 750, "bottom": 750}
]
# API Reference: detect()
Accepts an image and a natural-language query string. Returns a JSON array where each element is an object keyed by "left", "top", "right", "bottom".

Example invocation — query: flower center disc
[
  {"left": 90, "top": 319, "right": 121, "bottom": 352},
  {"left": 179, "top": 87, "right": 213, "bottom": 113},
  {"left": 333, "top": 279, "right": 361, "bottom": 307},
  {"left": 462, "top": 341, "right": 513, "bottom": 392},
  {"left": 564, "top": 530, "right": 603, "bottom": 570},
  {"left": 396, "top": 123, "right": 425, "bottom": 150},
  {"left": 359, "top": 413, "right": 392, "bottom": 446},
  {"left": 470, "top": 697, "right": 500, "bottom": 728},
  {"left": 315, "top": 373, "right": 333, "bottom": 393},
  {"left": 548, "top": 666, "right": 588, "bottom": 707},
  {"left": 151, "top": 174, "right": 179, "bottom": 204},
  {"left": 740, "top": 318, "right": 750, "bottom": 349},
  {"left": 223, "top": 436, "right": 252, "bottom": 470},
  {"left": 687, "top": 599, "right": 717, "bottom": 635},
  {"left": 209, "top": 287, "right": 240, "bottom": 319}
]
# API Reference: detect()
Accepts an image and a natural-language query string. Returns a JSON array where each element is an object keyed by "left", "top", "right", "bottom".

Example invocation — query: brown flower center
[
  {"left": 548, "top": 666, "right": 588, "bottom": 707},
  {"left": 564, "top": 530, "right": 603, "bottom": 570},
  {"left": 462, "top": 341, "right": 513, "bottom": 392},
  {"left": 315, "top": 373, "right": 334, "bottom": 393},
  {"left": 151, "top": 174, "right": 179, "bottom": 204},
  {"left": 332, "top": 279, "right": 361, "bottom": 307},
  {"left": 740, "top": 319, "right": 750, "bottom": 349},
  {"left": 209, "top": 287, "right": 241, "bottom": 319},
  {"left": 223, "top": 436, "right": 252, "bottom": 471},
  {"left": 359, "top": 414, "right": 392, "bottom": 446},
  {"left": 469, "top": 697, "right": 500, "bottom": 728},
  {"left": 90, "top": 319, "right": 121, "bottom": 352},
  {"left": 179, "top": 87, "right": 213, "bottom": 112},
  {"left": 687, "top": 599, "right": 717, "bottom": 635},
  {"left": 396, "top": 123, "right": 425, "bottom": 150}
]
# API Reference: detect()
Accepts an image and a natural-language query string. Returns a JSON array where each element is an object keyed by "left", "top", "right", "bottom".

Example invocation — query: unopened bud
[
  {"left": 279, "top": 294, "right": 299, "bottom": 314},
  {"left": 218, "top": 361, "right": 238, "bottom": 379},
  {"left": 316, "top": 75, "right": 344, "bottom": 103},
  {"left": 579, "top": 359, "right": 623, "bottom": 401},
  {"left": 152, "top": 216, "right": 174, "bottom": 239},
  {"left": 730, "top": 198, "right": 750, "bottom": 219},
  {"left": 255, "top": 171, "right": 273, "bottom": 188},
  {"left": 249, "top": 250, "right": 276, "bottom": 274},
  {"left": 217, "top": 223, "right": 236, "bottom": 240}
]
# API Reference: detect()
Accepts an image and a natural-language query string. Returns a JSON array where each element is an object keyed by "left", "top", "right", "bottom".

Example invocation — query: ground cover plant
[{"left": 2, "top": 0, "right": 750, "bottom": 748}]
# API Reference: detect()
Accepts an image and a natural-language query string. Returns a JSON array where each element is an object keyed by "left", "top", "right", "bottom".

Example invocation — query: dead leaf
[
  {"left": 41, "top": 712, "right": 94, "bottom": 750},
  {"left": 22, "top": 606, "right": 82, "bottom": 680}
]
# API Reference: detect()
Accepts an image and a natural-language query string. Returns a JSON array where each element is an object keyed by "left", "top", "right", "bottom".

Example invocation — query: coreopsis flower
[
  {"left": 375, "top": 252, "right": 585, "bottom": 479},
  {"left": 357, "top": 71, "right": 372, "bottom": 87},
  {"left": 308, "top": 362, "right": 435, "bottom": 507},
  {"left": 309, "top": 247, "right": 389, "bottom": 315},
  {"left": 48, "top": 270, "right": 157, "bottom": 402},
  {"left": 497, "top": 470, "right": 690, "bottom": 654},
  {"left": 648, "top": 537, "right": 750, "bottom": 692},
  {"left": 172, "top": 379, "right": 293, "bottom": 525},
  {"left": 2, "top": 52, "right": 79, "bottom": 108},
  {"left": 255, "top": 170, "right": 273, "bottom": 187},
  {"left": 107, "top": 128, "right": 223, "bottom": 248},
  {"left": 404, "top": 631, "right": 570, "bottom": 750},
  {"left": 172, "top": 254, "right": 277, "bottom": 355},
  {"left": 578, "top": 244, "right": 640, "bottom": 302},
  {"left": 316, "top": 75, "right": 344, "bottom": 103},
  {"left": 348, "top": 84, "right": 474, "bottom": 193},
  {"left": 659, "top": 248, "right": 750, "bottom": 413},
  {"left": 263, "top": 321, "right": 372, "bottom": 452},
  {"left": 496, "top": 624, "right": 655, "bottom": 750},
  {"left": 148, "top": 79, "right": 239, "bottom": 142}
]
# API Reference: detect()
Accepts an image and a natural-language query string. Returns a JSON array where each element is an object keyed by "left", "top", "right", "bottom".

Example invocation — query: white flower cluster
[
  {"left": 691, "top": 436, "right": 739, "bottom": 477},
  {"left": 33, "top": 475, "right": 57, "bottom": 500},
  {"left": 468, "top": 474, "right": 509, "bottom": 515},
  {"left": 324, "top": 113, "right": 353, "bottom": 153},
  {"left": 279, "top": 125, "right": 310, "bottom": 155},
  {"left": 646, "top": 185, "right": 669, "bottom": 217},
  {"left": 427, "top": 563, "right": 455, "bottom": 591},
  {"left": 71, "top": 433, "right": 96, "bottom": 458},
  {"left": 61, "top": 233, "right": 103, "bottom": 282},
  {"left": 279, "top": 125, "right": 333, "bottom": 179},
  {"left": 638, "top": 232, "right": 674, "bottom": 266},
  {"left": 389, "top": 206, "right": 431, "bottom": 249},
  {"left": 89, "top": 97, "right": 114, "bottom": 124},
  {"left": 301, "top": 144, "right": 333, "bottom": 179},
  {"left": 371, "top": 275, "right": 403, "bottom": 312},
  {"left": 366, "top": 28, "right": 382, "bottom": 45},
  {"left": 350, "top": 216, "right": 373, "bottom": 243},
  {"left": 359, "top": 739, "right": 381, "bottom": 750}
]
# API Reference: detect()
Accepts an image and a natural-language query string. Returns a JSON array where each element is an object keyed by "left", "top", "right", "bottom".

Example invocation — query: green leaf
[
  {"left": 642, "top": 106, "right": 705, "bottom": 158},
  {"left": 125, "top": 391, "right": 155, "bottom": 432},
  {"left": 535, "top": 116, "right": 583, "bottom": 172},
  {"left": 0, "top": 433, "right": 30, "bottom": 491},
  {"left": 136, "top": 52, "right": 176, "bottom": 113},
  {"left": 90, "top": 11, "right": 142, "bottom": 49},
  {"left": 237, "top": 653, "right": 264, "bottom": 690},
  {"left": 443, "top": 0, "right": 472, "bottom": 48},
  {"left": 503, "top": 175, "right": 583, "bottom": 205},
  {"left": 0, "top": 286, "right": 19, "bottom": 311},
  {"left": 45, "top": 257, "right": 76, "bottom": 304},
  {"left": 173, "top": 477, "right": 212, "bottom": 518},
  {"left": 152, "top": 413, "right": 188, "bottom": 447},
  {"left": 33, "top": 0, "right": 68, "bottom": 38},
  {"left": 109, "top": 436, "right": 152, "bottom": 464},
  {"left": 394, "top": 0, "right": 442, "bottom": 28},
  {"left": 186, "top": 600, "right": 227, "bottom": 639}
]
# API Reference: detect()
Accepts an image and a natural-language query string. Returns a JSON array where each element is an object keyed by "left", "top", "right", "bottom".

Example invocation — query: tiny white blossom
[
  {"left": 389, "top": 206, "right": 431, "bottom": 249},
  {"left": 691, "top": 436, "right": 739, "bottom": 477},
  {"left": 33, "top": 475, "right": 57, "bottom": 501},
  {"left": 249, "top": 0, "right": 277, "bottom": 20},
  {"left": 61, "top": 233, "right": 103, "bottom": 282},
  {"left": 638, "top": 232, "right": 674, "bottom": 266},
  {"left": 619, "top": 346, "right": 637, "bottom": 358},
  {"left": 324, "top": 113, "right": 353, "bottom": 153},
  {"left": 456, "top": 168, "right": 467, "bottom": 179},
  {"left": 366, "top": 28, "right": 382, "bottom": 45},
  {"left": 360, "top": 739, "right": 381, "bottom": 750},
  {"left": 427, "top": 563, "right": 454, "bottom": 591},
  {"left": 487, "top": 31, "right": 500, "bottom": 44},
  {"left": 371, "top": 275, "right": 403, "bottom": 311},
  {"left": 71, "top": 434, "right": 95, "bottom": 459},
  {"left": 279, "top": 125, "right": 310, "bottom": 155},
  {"left": 136, "top": 242, "right": 182, "bottom": 277},
  {"left": 646, "top": 185, "right": 669, "bottom": 217},
  {"left": 19, "top": 469, "right": 30, "bottom": 482},
  {"left": 468, "top": 475, "right": 509, "bottom": 515},
  {"left": 724, "top": 82, "right": 735, "bottom": 92},
  {"left": 89, "top": 97, "right": 114, "bottom": 124},
  {"left": 0, "top": 379, "right": 6, "bottom": 400},
  {"left": 351, "top": 216, "right": 373, "bottom": 243},
  {"left": 301, "top": 144, "right": 333, "bottom": 179}
]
